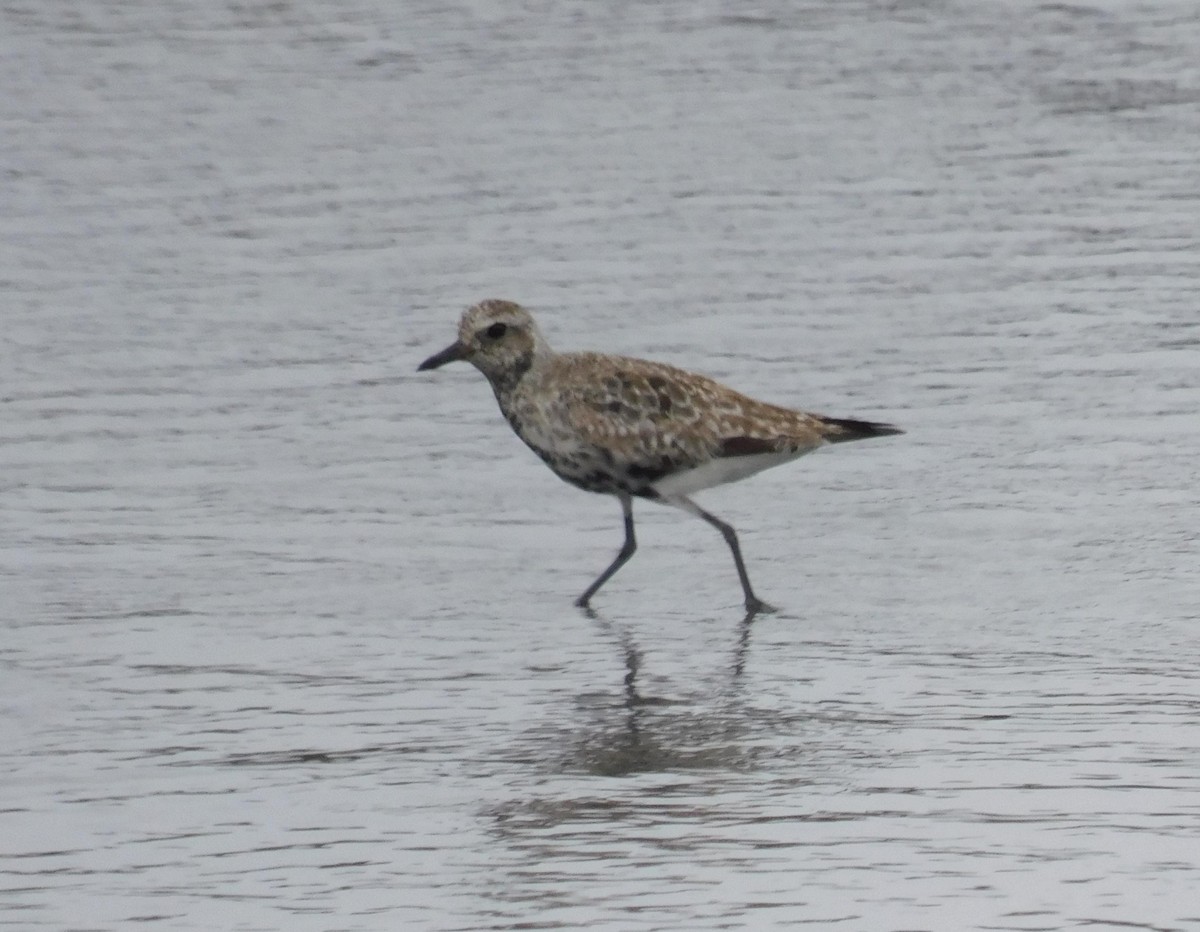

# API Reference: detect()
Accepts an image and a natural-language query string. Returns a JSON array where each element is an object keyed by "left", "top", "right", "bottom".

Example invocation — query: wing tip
[{"left": 818, "top": 416, "right": 904, "bottom": 443}]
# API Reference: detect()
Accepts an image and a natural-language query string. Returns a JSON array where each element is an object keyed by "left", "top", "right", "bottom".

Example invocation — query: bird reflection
[
  {"left": 582, "top": 603, "right": 762, "bottom": 696},
  {"left": 567, "top": 605, "right": 762, "bottom": 776},
  {"left": 731, "top": 607, "right": 759, "bottom": 680},
  {"left": 579, "top": 606, "right": 646, "bottom": 710}
]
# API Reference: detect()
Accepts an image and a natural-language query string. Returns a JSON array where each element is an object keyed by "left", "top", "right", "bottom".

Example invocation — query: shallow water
[{"left": 3, "top": 1, "right": 1200, "bottom": 929}]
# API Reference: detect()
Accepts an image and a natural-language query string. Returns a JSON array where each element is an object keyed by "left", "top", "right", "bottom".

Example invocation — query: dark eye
[{"left": 485, "top": 322, "right": 508, "bottom": 340}]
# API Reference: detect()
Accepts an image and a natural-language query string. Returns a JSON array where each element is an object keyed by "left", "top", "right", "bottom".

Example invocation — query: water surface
[{"left": 3, "top": 1, "right": 1199, "bottom": 929}]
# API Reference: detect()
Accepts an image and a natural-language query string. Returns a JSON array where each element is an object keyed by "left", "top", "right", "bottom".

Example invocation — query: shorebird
[{"left": 418, "top": 299, "right": 902, "bottom": 612}]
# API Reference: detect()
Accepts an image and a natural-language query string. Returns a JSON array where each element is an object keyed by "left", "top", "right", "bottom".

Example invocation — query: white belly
[{"left": 651, "top": 448, "right": 816, "bottom": 498}]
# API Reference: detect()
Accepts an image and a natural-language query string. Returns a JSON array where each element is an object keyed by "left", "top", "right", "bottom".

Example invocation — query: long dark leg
[
  {"left": 576, "top": 494, "right": 636, "bottom": 608},
  {"left": 669, "top": 496, "right": 773, "bottom": 614}
]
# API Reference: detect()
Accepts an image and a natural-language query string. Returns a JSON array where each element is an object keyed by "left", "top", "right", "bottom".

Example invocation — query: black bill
[{"left": 418, "top": 341, "right": 467, "bottom": 371}]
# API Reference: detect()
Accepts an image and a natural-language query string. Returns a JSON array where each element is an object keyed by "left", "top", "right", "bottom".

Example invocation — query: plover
[{"left": 418, "top": 299, "right": 902, "bottom": 613}]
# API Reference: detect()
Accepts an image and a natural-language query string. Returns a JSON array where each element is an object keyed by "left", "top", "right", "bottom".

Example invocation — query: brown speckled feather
[
  {"left": 529, "top": 352, "right": 832, "bottom": 469},
  {"left": 420, "top": 300, "right": 900, "bottom": 499}
]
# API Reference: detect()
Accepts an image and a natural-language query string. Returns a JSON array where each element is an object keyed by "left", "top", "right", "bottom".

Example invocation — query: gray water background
[{"left": 3, "top": 1, "right": 1199, "bottom": 929}]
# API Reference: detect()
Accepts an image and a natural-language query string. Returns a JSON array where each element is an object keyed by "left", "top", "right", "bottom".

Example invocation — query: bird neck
[{"left": 485, "top": 348, "right": 542, "bottom": 407}]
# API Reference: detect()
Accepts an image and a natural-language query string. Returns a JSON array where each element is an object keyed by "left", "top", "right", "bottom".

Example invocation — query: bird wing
[{"left": 544, "top": 353, "right": 829, "bottom": 471}]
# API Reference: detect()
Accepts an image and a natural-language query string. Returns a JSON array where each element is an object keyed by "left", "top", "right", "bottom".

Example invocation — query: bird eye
[{"left": 485, "top": 322, "right": 508, "bottom": 340}]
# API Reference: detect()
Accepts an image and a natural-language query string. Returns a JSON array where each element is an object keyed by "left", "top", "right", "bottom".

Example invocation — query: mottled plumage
[{"left": 418, "top": 299, "right": 902, "bottom": 612}]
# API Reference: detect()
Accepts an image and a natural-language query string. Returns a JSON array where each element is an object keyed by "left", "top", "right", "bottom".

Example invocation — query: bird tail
[{"left": 818, "top": 416, "right": 904, "bottom": 443}]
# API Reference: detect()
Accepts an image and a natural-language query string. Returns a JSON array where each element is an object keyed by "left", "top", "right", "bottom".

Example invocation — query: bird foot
[{"left": 744, "top": 596, "right": 777, "bottom": 616}]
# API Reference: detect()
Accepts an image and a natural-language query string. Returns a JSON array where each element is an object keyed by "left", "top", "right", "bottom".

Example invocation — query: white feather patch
[{"left": 651, "top": 449, "right": 816, "bottom": 497}]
